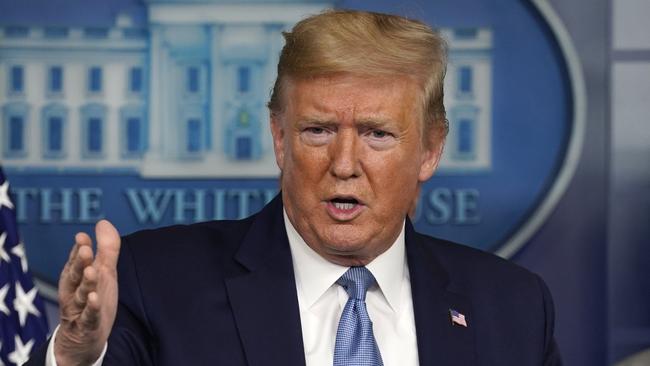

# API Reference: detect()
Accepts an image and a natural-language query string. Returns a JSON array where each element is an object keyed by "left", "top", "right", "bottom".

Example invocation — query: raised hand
[{"left": 54, "top": 220, "right": 121, "bottom": 366}]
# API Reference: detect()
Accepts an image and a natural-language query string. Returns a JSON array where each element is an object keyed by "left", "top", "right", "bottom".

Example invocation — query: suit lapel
[
  {"left": 406, "top": 220, "right": 477, "bottom": 366},
  {"left": 224, "top": 196, "right": 306, "bottom": 366}
]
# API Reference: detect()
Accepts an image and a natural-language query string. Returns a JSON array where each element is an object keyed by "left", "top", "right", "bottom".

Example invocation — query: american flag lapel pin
[{"left": 449, "top": 309, "right": 468, "bottom": 327}]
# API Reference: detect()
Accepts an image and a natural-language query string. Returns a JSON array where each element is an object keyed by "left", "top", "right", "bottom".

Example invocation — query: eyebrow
[
  {"left": 355, "top": 118, "right": 394, "bottom": 129},
  {"left": 296, "top": 117, "right": 394, "bottom": 129},
  {"left": 297, "top": 118, "right": 337, "bottom": 127}
]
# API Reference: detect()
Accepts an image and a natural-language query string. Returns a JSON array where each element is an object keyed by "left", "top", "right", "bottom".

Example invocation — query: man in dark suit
[{"left": 29, "top": 9, "right": 562, "bottom": 366}]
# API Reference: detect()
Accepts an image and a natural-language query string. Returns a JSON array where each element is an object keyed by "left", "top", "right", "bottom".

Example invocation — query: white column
[
  {"left": 210, "top": 24, "right": 224, "bottom": 158},
  {"left": 147, "top": 25, "right": 164, "bottom": 160},
  {"left": 66, "top": 63, "right": 83, "bottom": 165},
  {"left": 262, "top": 24, "right": 283, "bottom": 155},
  {"left": 26, "top": 62, "right": 43, "bottom": 164},
  {"left": 104, "top": 62, "right": 121, "bottom": 164}
]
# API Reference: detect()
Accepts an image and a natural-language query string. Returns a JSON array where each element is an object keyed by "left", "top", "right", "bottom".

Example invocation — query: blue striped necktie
[{"left": 333, "top": 266, "right": 384, "bottom": 366}]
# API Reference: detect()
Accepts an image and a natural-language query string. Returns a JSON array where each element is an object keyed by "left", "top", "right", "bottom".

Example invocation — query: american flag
[
  {"left": 449, "top": 309, "right": 468, "bottom": 327},
  {"left": 0, "top": 167, "right": 48, "bottom": 365}
]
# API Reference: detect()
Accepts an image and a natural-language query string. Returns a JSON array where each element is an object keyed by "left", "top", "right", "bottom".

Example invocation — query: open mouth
[
  {"left": 326, "top": 196, "right": 364, "bottom": 220},
  {"left": 330, "top": 197, "right": 359, "bottom": 210}
]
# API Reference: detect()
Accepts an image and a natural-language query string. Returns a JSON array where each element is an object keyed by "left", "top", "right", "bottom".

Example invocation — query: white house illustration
[
  {"left": 0, "top": 0, "right": 492, "bottom": 177},
  {"left": 441, "top": 28, "right": 493, "bottom": 172}
]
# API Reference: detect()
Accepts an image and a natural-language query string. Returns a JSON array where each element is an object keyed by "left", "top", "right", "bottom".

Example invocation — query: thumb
[{"left": 95, "top": 219, "right": 121, "bottom": 269}]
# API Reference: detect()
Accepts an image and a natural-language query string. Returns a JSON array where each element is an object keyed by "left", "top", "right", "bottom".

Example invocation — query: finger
[
  {"left": 61, "top": 243, "right": 94, "bottom": 295},
  {"left": 70, "top": 245, "right": 94, "bottom": 285},
  {"left": 95, "top": 220, "right": 121, "bottom": 269},
  {"left": 79, "top": 291, "right": 101, "bottom": 330},
  {"left": 75, "top": 232, "right": 93, "bottom": 250},
  {"left": 62, "top": 232, "right": 90, "bottom": 270},
  {"left": 73, "top": 266, "right": 97, "bottom": 310}
]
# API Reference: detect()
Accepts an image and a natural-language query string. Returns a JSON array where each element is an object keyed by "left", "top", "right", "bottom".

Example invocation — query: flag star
[
  {"left": 0, "top": 341, "right": 4, "bottom": 366},
  {"left": 13, "top": 282, "right": 41, "bottom": 327},
  {"left": 0, "top": 181, "right": 13, "bottom": 211},
  {"left": 11, "top": 242, "right": 28, "bottom": 273},
  {"left": 8, "top": 335, "right": 34, "bottom": 366},
  {"left": 0, "top": 283, "right": 10, "bottom": 316},
  {"left": 0, "top": 232, "right": 11, "bottom": 265}
]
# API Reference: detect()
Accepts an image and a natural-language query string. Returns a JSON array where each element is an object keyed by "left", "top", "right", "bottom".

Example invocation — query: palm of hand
[{"left": 55, "top": 220, "right": 121, "bottom": 366}]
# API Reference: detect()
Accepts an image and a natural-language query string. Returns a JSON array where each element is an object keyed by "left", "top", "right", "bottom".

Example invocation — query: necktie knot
[{"left": 336, "top": 266, "right": 376, "bottom": 301}]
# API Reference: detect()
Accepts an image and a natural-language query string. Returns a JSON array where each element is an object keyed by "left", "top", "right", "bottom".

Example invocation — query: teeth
[{"left": 333, "top": 202, "right": 356, "bottom": 210}]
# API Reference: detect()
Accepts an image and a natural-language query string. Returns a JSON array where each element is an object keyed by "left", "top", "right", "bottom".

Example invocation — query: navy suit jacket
[{"left": 29, "top": 194, "right": 561, "bottom": 365}]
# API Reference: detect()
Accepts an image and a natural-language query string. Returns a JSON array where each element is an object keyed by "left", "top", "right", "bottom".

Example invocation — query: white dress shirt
[
  {"left": 47, "top": 212, "right": 419, "bottom": 366},
  {"left": 284, "top": 211, "right": 419, "bottom": 366}
]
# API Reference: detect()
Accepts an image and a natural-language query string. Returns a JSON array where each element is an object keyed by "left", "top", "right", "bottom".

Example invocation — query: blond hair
[{"left": 268, "top": 9, "right": 449, "bottom": 139}]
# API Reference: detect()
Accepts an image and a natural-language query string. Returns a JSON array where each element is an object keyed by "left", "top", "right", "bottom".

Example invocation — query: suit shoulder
[
  {"left": 121, "top": 216, "right": 255, "bottom": 255},
  {"left": 416, "top": 233, "right": 543, "bottom": 292}
]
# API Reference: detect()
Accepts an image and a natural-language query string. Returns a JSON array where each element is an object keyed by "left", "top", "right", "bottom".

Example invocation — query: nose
[{"left": 329, "top": 128, "right": 362, "bottom": 180}]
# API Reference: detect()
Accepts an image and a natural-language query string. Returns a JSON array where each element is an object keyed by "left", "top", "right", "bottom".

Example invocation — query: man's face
[{"left": 271, "top": 74, "right": 443, "bottom": 266}]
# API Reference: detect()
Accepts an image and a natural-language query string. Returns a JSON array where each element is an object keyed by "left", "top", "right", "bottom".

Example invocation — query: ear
[
  {"left": 270, "top": 113, "right": 285, "bottom": 171},
  {"left": 418, "top": 126, "right": 445, "bottom": 182}
]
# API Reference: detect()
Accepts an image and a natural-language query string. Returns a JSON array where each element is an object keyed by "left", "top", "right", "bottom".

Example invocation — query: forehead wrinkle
[
  {"left": 286, "top": 75, "right": 421, "bottom": 132},
  {"left": 294, "top": 94, "right": 354, "bottom": 122},
  {"left": 327, "top": 98, "right": 402, "bottom": 127}
]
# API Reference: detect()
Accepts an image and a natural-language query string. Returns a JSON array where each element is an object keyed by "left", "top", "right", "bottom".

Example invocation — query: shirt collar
[{"left": 284, "top": 209, "right": 407, "bottom": 313}]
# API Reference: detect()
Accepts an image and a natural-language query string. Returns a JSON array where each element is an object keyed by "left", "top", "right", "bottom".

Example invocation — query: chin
[
  {"left": 320, "top": 229, "right": 372, "bottom": 254},
  {"left": 324, "top": 240, "right": 367, "bottom": 254},
  {"left": 320, "top": 225, "right": 369, "bottom": 246}
]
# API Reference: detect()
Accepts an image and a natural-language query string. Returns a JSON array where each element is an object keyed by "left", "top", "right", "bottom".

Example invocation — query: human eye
[
  {"left": 364, "top": 128, "right": 397, "bottom": 149},
  {"left": 370, "top": 129, "right": 390, "bottom": 139},
  {"left": 305, "top": 126, "right": 326, "bottom": 134},
  {"left": 300, "top": 125, "right": 333, "bottom": 145}
]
